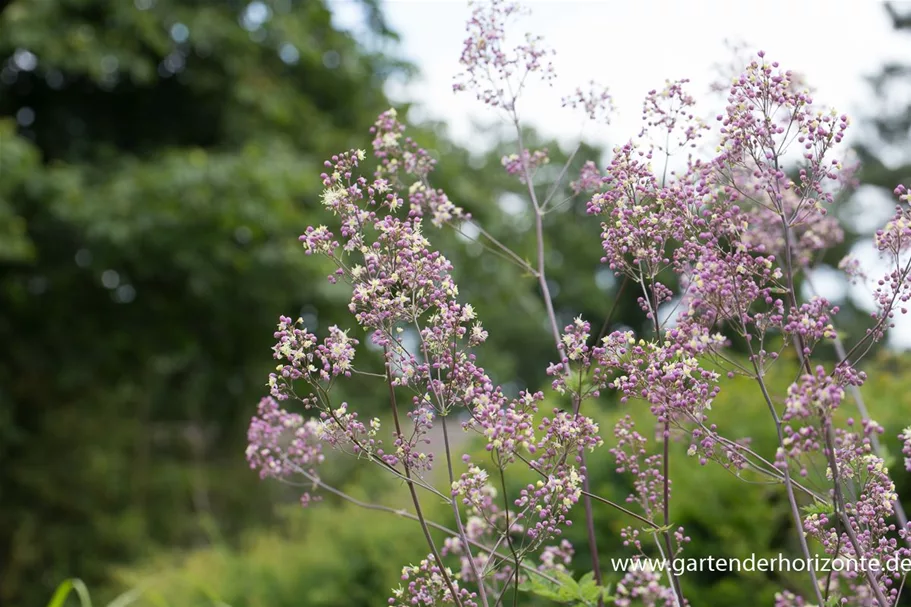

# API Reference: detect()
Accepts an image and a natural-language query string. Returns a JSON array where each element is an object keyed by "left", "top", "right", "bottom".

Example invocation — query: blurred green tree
[{"left": 0, "top": 0, "right": 410, "bottom": 603}]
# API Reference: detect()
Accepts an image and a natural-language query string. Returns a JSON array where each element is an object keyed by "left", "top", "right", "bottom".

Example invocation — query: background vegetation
[{"left": 1, "top": 1, "right": 910, "bottom": 606}]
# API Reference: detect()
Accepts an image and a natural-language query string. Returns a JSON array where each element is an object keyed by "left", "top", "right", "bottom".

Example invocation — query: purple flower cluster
[
  {"left": 611, "top": 416, "right": 669, "bottom": 521},
  {"left": 569, "top": 160, "right": 602, "bottom": 195},
  {"left": 453, "top": 0, "right": 554, "bottom": 110},
  {"left": 371, "top": 109, "right": 467, "bottom": 228},
  {"left": 639, "top": 79, "right": 708, "bottom": 154},
  {"left": 802, "top": 422, "right": 909, "bottom": 603},
  {"left": 738, "top": 173, "right": 845, "bottom": 266},
  {"left": 245, "top": 396, "right": 324, "bottom": 484},
  {"left": 587, "top": 141, "right": 674, "bottom": 275},
  {"left": 867, "top": 186, "right": 911, "bottom": 341},
  {"left": 614, "top": 569, "right": 678, "bottom": 607},
  {"left": 591, "top": 324, "right": 724, "bottom": 449},
  {"left": 267, "top": 316, "right": 358, "bottom": 400},
  {"left": 563, "top": 80, "right": 614, "bottom": 124},
  {"left": 390, "top": 556, "right": 479, "bottom": 607},
  {"left": 501, "top": 148, "right": 549, "bottom": 183},
  {"left": 538, "top": 539, "right": 574, "bottom": 573},
  {"left": 244, "top": 3, "right": 911, "bottom": 605}
]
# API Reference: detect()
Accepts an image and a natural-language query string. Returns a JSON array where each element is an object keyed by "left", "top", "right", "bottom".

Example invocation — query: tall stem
[
  {"left": 660, "top": 420, "right": 684, "bottom": 607},
  {"left": 572, "top": 393, "right": 605, "bottom": 607},
  {"left": 512, "top": 119, "right": 613, "bottom": 605},
  {"left": 646, "top": 279, "right": 685, "bottom": 607},
  {"left": 514, "top": 119, "right": 565, "bottom": 360},
  {"left": 443, "top": 415, "right": 490, "bottom": 607},
  {"left": 384, "top": 348, "right": 463, "bottom": 607},
  {"left": 804, "top": 272, "right": 911, "bottom": 534},
  {"left": 779, "top": 221, "right": 889, "bottom": 605},
  {"left": 746, "top": 349, "right": 827, "bottom": 607},
  {"left": 822, "top": 420, "right": 891, "bottom": 607},
  {"left": 652, "top": 146, "right": 683, "bottom": 607},
  {"left": 534, "top": 193, "right": 565, "bottom": 358},
  {"left": 496, "top": 465, "right": 521, "bottom": 607}
]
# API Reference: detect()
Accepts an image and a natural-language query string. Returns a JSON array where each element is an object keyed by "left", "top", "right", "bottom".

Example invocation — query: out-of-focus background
[{"left": 1, "top": 1, "right": 910, "bottom": 606}]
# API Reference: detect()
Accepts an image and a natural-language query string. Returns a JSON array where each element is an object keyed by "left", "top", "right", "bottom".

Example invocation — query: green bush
[{"left": 113, "top": 495, "right": 447, "bottom": 607}]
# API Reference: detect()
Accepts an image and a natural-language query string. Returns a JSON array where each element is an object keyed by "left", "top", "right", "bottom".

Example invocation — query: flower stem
[{"left": 385, "top": 348, "right": 463, "bottom": 607}]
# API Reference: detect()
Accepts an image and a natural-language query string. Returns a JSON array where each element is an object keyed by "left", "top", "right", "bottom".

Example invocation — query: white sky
[
  {"left": 339, "top": 0, "right": 911, "bottom": 152},
  {"left": 330, "top": 0, "right": 911, "bottom": 348}
]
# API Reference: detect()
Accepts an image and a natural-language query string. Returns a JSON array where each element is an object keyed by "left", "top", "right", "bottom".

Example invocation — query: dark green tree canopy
[{"left": 0, "top": 1, "right": 407, "bottom": 604}]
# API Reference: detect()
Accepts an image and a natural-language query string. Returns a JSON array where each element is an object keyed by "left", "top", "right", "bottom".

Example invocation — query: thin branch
[
  {"left": 279, "top": 466, "right": 560, "bottom": 586},
  {"left": 541, "top": 142, "right": 582, "bottom": 212},
  {"left": 447, "top": 219, "right": 538, "bottom": 276},
  {"left": 779, "top": 215, "right": 889, "bottom": 606},
  {"left": 495, "top": 464, "right": 521, "bottom": 607},
  {"left": 513, "top": 117, "right": 565, "bottom": 360},
  {"left": 823, "top": 420, "right": 891, "bottom": 607},
  {"left": 804, "top": 270, "right": 911, "bottom": 534},
  {"left": 443, "top": 415, "right": 490, "bottom": 607},
  {"left": 744, "top": 340, "right": 827, "bottom": 607},
  {"left": 596, "top": 275, "right": 630, "bottom": 345},
  {"left": 384, "top": 347, "right": 463, "bottom": 607}
]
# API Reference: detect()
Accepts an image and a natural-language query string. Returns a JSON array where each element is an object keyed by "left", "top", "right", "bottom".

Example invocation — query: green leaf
[
  {"left": 578, "top": 571, "right": 596, "bottom": 588},
  {"left": 578, "top": 571, "right": 603, "bottom": 603},
  {"left": 551, "top": 569, "right": 578, "bottom": 586},
  {"left": 644, "top": 523, "right": 673, "bottom": 535},
  {"left": 518, "top": 577, "right": 563, "bottom": 602},
  {"left": 519, "top": 571, "right": 585, "bottom": 604},
  {"left": 825, "top": 594, "right": 843, "bottom": 607},
  {"left": 46, "top": 578, "right": 93, "bottom": 607},
  {"left": 801, "top": 499, "right": 835, "bottom": 517}
]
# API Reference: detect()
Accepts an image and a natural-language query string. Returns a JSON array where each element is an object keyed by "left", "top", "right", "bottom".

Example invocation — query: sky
[
  {"left": 334, "top": 1, "right": 911, "bottom": 152},
  {"left": 330, "top": 0, "right": 911, "bottom": 347}
]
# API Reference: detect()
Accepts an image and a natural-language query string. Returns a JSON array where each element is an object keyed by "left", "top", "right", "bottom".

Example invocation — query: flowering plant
[{"left": 246, "top": 1, "right": 911, "bottom": 605}]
